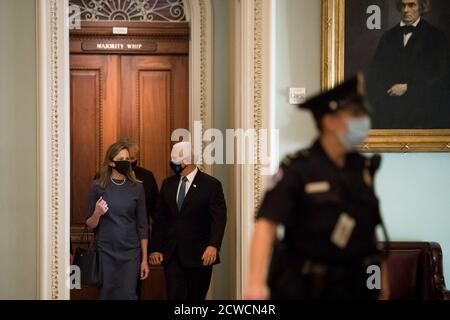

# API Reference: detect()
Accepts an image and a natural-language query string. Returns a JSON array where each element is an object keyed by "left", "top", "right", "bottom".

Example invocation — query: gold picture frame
[{"left": 321, "top": 0, "right": 450, "bottom": 153}]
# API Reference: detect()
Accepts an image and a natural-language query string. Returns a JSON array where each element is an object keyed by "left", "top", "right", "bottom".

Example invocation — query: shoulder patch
[{"left": 281, "top": 149, "right": 309, "bottom": 167}]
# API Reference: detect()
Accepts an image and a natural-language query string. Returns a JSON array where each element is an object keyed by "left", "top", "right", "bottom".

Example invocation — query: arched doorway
[{"left": 37, "top": 0, "right": 214, "bottom": 300}]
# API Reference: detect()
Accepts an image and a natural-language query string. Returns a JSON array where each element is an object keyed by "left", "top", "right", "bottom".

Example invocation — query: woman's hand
[
  {"left": 95, "top": 197, "right": 109, "bottom": 217},
  {"left": 86, "top": 197, "right": 108, "bottom": 229},
  {"left": 140, "top": 260, "right": 150, "bottom": 280}
]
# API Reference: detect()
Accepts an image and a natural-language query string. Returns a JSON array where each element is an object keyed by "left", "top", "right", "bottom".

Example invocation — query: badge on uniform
[
  {"left": 305, "top": 181, "right": 331, "bottom": 194},
  {"left": 330, "top": 213, "right": 356, "bottom": 249}
]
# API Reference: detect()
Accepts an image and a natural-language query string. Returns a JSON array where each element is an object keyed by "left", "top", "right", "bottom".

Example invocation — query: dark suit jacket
[
  {"left": 368, "top": 19, "right": 449, "bottom": 129},
  {"left": 149, "top": 170, "right": 227, "bottom": 268},
  {"left": 134, "top": 166, "right": 159, "bottom": 220}
]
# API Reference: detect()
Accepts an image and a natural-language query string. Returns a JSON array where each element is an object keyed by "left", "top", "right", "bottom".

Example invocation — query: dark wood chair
[{"left": 383, "top": 242, "right": 450, "bottom": 300}]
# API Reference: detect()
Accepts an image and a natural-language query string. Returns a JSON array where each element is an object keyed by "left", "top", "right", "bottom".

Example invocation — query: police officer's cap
[{"left": 298, "top": 73, "right": 370, "bottom": 122}]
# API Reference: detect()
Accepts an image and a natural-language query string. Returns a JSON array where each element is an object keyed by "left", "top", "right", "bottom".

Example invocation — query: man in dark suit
[
  {"left": 149, "top": 142, "right": 227, "bottom": 300},
  {"left": 368, "top": 0, "right": 449, "bottom": 129},
  {"left": 122, "top": 138, "right": 159, "bottom": 223}
]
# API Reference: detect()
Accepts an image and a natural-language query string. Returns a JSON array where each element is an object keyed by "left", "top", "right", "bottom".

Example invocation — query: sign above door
[{"left": 81, "top": 40, "right": 158, "bottom": 53}]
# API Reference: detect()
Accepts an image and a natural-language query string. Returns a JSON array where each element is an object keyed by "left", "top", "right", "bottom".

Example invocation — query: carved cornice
[{"left": 70, "top": 21, "right": 190, "bottom": 38}]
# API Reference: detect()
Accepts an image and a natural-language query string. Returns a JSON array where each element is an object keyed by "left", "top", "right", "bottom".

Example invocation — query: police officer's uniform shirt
[{"left": 257, "top": 140, "right": 382, "bottom": 264}]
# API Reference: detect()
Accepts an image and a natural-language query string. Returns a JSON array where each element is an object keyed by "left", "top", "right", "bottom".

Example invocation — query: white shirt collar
[
  {"left": 400, "top": 17, "right": 421, "bottom": 27},
  {"left": 182, "top": 167, "right": 198, "bottom": 183}
]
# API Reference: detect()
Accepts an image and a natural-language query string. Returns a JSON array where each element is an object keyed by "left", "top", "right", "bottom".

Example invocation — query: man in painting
[{"left": 368, "top": 0, "right": 449, "bottom": 129}]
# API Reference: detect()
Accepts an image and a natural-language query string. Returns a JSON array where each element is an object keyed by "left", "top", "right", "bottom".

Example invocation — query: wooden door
[
  {"left": 121, "top": 55, "right": 189, "bottom": 185},
  {"left": 70, "top": 53, "right": 188, "bottom": 299}
]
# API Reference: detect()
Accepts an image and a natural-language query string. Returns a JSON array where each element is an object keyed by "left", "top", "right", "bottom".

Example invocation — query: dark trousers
[{"left": 164, "top": 251, "right": 213, "bottom": 300}]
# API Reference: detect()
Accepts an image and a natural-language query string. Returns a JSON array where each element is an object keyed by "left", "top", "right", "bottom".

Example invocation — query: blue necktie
[{"left": 177, "top": 176, "right": 188, "bottom": 211}]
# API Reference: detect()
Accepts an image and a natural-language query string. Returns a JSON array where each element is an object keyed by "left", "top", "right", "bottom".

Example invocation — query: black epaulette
[
  {"left": 369, "top": 154, "right": 382, "bottom": 176},
  {"left": 362, "top": 154, "right": 382, "bottom": 187},
  {"left": 281, "top": 149, "right": 310, "bottom": 167}
]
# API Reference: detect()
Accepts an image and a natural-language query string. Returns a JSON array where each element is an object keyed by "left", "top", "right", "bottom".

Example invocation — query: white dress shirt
[
  {"left": 176, "top": 167, "right": 199, "bottom": 201},
  {"left": 400, "top": 18, "right": 421, "bottom": 47}
]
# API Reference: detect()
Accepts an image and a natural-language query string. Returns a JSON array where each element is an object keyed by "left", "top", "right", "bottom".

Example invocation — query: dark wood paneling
[
  {"left": 70, "top": 70, "right": 100, "bottom": 227},
  {"left": 120, "top": 55, "right": 189, "bottom": 186},
  {"left": 70, "top": 26, "right": 189, "bottom": 300},
  {"left": 139, "top": 70, "right": 171, "bottom": 186},
  {"left": 70, "top": 55, "right": 120, "bottom": 230}
]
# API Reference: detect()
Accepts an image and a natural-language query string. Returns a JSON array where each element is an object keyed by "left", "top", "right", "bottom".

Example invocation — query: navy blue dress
[{"left": 86, "top": 180, "right": 148, "bottom": 300}]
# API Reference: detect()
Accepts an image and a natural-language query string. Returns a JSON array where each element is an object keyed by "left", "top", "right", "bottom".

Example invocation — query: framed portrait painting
[{"left": 322, "top": 0, "right": 450, "bottom": 152}]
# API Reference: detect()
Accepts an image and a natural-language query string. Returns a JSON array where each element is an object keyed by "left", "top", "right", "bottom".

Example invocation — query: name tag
[
  {"left": 330, "top": 213, "right": 356, "bottom": 249},
  {"left": 305, "top": 181, "right": 331, "bottom": 194}
]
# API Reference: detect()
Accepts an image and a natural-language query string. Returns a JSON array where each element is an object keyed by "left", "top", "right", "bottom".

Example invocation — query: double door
[{"left": 70, "top": 54, "right": 188, "bottom": 299}]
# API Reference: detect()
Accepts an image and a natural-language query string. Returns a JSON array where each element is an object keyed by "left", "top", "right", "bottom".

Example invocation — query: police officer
[{"left": 245, "top": 75, "right": 390, "bottom": 300}]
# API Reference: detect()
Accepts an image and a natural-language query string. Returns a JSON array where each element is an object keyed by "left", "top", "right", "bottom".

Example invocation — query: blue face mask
[{"left": 339, "top": 116, "right": 372, "bottom": 151}]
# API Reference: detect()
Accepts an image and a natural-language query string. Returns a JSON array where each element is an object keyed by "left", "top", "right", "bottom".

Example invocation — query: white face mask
[{"left": 338, "top": 116, "right": 372, "bottom": 151}]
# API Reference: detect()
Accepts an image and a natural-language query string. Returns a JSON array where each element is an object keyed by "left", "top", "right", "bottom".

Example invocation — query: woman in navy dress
[{"left": 86, "top": 141, "right": 150, "bottom": 300}]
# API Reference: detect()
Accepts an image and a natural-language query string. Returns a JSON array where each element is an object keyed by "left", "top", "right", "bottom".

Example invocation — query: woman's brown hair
[{"left": 95, "top": 141, "right": 140, "bottom": 188}]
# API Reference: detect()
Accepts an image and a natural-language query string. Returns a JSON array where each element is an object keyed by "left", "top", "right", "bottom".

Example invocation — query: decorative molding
[
  {"left": 69, "top": 21, "right": 190, "bottom": 38},
  {"left": 71, "top": 35, "right": 188, "bottom": 41},
  {"left": 361, "top": 129, "right": 450, "bottom": 153},
  {"left": 69, "top": 0, "right": 186, "bottom": 22},
  {"left": 199, "top": 0, "right": 207, "bottom": 135},
  {"left": 49, "top": 0, "right": 60, "bottom": 300},
  {"left": 253, "top": 0, "right": 263, "bottom": 213},
  {"left": 38, "top": 0, "right": 71, "bottom": 300},
  {"left": 320, "top": 0, "right": 345, "bottom": 90},
  {"left": 187, "top": 0, "right": 213, "bottom": 174},
  {"left": 232, "top": 0, "right": 273, "bottom": 299},
  {"left": 69, "top": 25, "right": 190, "bottom": 55}
]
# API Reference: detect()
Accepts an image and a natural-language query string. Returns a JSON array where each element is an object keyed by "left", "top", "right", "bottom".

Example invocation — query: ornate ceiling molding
[{"left": 69, "top": 0, "right": 186, "bottom": 22}]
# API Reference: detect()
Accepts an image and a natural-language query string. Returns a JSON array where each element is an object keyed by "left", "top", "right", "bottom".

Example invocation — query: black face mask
[
  {"left": 111, "top": 161, "right": 131, "bottom": 176},
  {"left": 170, "top": 162, "right": 184, "bottom": 176},
  {"left": 131, "top": 160, "right": 138, "bottom": 170}
]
